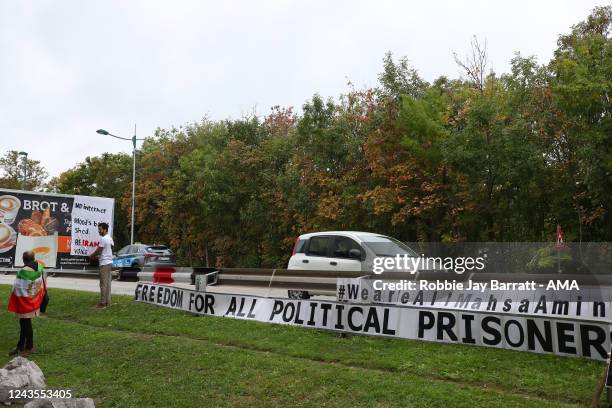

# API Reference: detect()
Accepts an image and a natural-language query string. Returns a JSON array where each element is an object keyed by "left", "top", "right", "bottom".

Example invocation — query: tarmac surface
[{"left": 0, "top": 273, "right": 310, "bottom": 299}]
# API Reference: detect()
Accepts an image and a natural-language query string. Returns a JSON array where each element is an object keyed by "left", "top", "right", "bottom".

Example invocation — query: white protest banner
[
  {"left": 70, "top": 195, "right": 114, "bottom": 256},
  {"left": 337, "top": 278, "right": 612, "bottom": 322},
  {"left": 135, "top": 283, "right": 612, "bottom": 361}
]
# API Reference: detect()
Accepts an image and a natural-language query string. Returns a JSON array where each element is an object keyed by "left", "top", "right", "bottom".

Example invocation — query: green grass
[{"left": 0, "top": 284, "right": 606, "bottom": 407}]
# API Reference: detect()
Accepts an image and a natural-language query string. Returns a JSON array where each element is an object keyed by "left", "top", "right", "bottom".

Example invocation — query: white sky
[{"left": 0, "top": 0, "right": 606, "bottom": 177}]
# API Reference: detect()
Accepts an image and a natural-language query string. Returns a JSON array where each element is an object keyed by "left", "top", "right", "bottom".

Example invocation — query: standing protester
[
  {"left": 7, "top": 251, "right": 45, "bottom": 357},
  {"left": 90, "top": 222, "right": 114, "bottom": 309}
]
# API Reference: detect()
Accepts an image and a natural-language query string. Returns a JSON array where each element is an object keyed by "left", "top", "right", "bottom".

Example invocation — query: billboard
[{"left": 0, "top": 188, "right": 114, "bottom": 269}]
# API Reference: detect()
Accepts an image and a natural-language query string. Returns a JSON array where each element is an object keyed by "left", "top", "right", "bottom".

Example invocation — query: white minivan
[{"left": 286, "top": 231, "right": 419, "bottom": 298}]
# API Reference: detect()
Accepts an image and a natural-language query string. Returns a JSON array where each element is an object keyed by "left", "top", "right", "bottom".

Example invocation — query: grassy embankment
[{"left": 0, "top": 285, "right": 606, "bottom": 407}]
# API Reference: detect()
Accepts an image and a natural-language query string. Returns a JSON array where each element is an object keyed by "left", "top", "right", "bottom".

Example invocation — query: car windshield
[{"left": 360, "top": 235, "right": 419, "bottom": 257}]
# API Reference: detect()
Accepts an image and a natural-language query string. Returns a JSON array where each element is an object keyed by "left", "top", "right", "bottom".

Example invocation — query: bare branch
[{"left": 453, "top": 35, "right": 489, "bottom": 93}]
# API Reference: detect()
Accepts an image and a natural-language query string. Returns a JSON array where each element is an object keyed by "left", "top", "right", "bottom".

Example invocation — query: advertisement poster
[{"left": 0, "top": 189, "right": 114, "bottom": 269}]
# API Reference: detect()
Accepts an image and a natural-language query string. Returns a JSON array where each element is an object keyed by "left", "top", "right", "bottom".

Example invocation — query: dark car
[{"left": 112, "top": 243, "right": 176, "bottom": 280}]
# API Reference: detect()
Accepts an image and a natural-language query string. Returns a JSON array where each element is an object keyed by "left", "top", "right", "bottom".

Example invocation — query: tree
[
  {"left": 548, "top": 5, "right": 611, "bottom": 240},
  {"left": 0, "top": 150, "right": 48, "bottom": 191},
  {"left": 49, "top": 153, "right": 133, "bottom": 249},
  {"left": 378, "top": 52, "right": 428, "bottom": 100},
  {"left": 46, "top": 5, "right": 611, "bottom": 268},
  {"left": 453, "top": 36, "right": 489, "bottom": 93}
]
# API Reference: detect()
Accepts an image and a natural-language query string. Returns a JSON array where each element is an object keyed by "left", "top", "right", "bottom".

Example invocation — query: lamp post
[
  {"left": 18, "top": 151, "right": 28, "bottom": 190},
  {"left": 96, "top": 125, "right": 144, "bottom": 245}
]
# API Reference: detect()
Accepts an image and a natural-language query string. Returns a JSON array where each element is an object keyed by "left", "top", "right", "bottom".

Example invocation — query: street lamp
[
  {"left": 96, "top": 125, "right": 144, "bottom": 245},
  {"left": 18, "top": 151, "right": 28, "bottom": 190}
]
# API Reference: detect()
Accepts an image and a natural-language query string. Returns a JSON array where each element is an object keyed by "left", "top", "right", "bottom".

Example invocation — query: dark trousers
[{"left": 17, "top": 318, "right": 33, "bottom": 351}]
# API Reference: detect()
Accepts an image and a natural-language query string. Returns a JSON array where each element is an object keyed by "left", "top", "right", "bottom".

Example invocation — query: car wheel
[
  {"left": 288, "top": 290, "right": 310, "bottom": 299},
  {"left": 131, "top": 263, "right": 141, "bottom": 279}
]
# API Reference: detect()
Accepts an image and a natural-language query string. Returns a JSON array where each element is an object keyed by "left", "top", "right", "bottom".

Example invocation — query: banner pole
[{"left": 590, "top": 352, "right": 612, "bottom": 407}]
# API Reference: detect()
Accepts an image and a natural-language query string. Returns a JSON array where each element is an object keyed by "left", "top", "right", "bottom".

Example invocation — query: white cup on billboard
[
  {"left": 0, "top": 195, "right": 21, "bottom": 225},
  {"left": 0, "top": 223, "right": 17, "bottom": 253},
  {"left": 14, "top": 233, "right": 58, "bottom": 268}
]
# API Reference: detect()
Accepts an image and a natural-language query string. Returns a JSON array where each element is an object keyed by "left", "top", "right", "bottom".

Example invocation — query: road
[{"left": 0, "top": 273, "right": 296, "bottom": 298}]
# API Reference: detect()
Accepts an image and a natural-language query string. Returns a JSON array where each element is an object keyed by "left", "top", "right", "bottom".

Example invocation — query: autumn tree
[
  {"left": 50, "top": 153, "right": 133, "bottom": 248},
  {"left": 48, "top": 6, "right": 611, "bottom": 267}
]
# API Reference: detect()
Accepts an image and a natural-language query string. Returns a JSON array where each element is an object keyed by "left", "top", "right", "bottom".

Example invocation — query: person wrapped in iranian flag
[{"left": 7, "top": 250, "right": 45, "bottom": 357}]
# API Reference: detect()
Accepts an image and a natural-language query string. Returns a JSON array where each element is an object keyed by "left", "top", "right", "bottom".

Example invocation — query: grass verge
[{"left": 0, "top": 285, "right": 605, "bottom": 407}]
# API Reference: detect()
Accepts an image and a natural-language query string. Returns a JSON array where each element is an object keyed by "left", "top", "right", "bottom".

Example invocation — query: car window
[
  {"left": 294, "top": 239, "right": 307, "bottom": 254},
  {"left": 332, "top": 237, "right": 361, "bottom": 259},
  {"left": 147, "top": 246, "right": 172, "bottom": 254},
  {"left": 117, "top": 245, "right": 130, "bottom": 256},
  {"left": 147, "top": 245, "right": 167, "bottom": 251},
  {"left": 306, "top": 236, "right": 329, "bottom": 257},
  {"left": 361, "top": 235, "right": 419, "bottom": 257}
]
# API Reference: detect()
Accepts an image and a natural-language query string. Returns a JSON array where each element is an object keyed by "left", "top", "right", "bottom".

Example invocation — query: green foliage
[
  {"left": 0, "top": 150, "right": 48, "bottom": 191},
  {"left": 49, "top": 153, "right": 132, "bottom": 248},
  {"left": 548, "top": 5, "right": 612, "bottom": 240},
  {"left": 47, "top": 6, "right": 612, "bottom": 266},
  {"left": 379, "top": 52, "right": 428, "bottom": 99}
]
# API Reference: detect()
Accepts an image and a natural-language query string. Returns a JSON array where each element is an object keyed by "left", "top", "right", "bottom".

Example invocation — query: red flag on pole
[{"left": 555, "top": 224, "right": 567, "bottom": 249}]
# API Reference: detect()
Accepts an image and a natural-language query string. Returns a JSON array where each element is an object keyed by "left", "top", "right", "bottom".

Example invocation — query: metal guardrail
[
  {"left": 215, "top": 268, "right": 364, "bottom": 295},
  {"left": 5, "top": 264, "right": 610, "bottom": 292},
  {"left": 137, "top": 265, "right": 612, "bottom": 296},
  {"left": 470, "top": 272, "right": 612, "bottom": 285},
  {"left": 0, "top": 267, "right": 100, "bottom": 277},
  {"left": 137, "top": 266, "right": 367, "bottom": 294},
  {"left": 137, "top": 266, "right": 207, "bottom": 285}
]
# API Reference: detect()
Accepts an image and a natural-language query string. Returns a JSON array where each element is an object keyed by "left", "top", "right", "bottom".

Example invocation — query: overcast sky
[{"left": 0, "top": 0, "right": 606, "bottom": 178}]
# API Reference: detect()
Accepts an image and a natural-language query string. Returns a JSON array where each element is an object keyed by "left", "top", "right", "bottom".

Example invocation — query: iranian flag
[{"left": 7, "top": 266, "right": 45, "bottom": 315}]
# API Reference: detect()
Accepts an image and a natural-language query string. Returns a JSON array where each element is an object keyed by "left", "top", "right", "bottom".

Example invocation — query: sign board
[
  {"left": 135, "top": 283, "right": 612, "bottom": 361},
  {"left": 70, "top": 195, "right": 114, "bottom": 256},
  {"left": 0, "top": 188, "right": 114, "bottom": 269}
]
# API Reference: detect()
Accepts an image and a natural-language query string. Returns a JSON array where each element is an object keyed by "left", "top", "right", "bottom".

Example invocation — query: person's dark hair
[
  {"left": 23, "top": 251, "right": 35, "bottom": 264},
  {"left": 98, "top": 222, "right": 109, "bottom": 231}
]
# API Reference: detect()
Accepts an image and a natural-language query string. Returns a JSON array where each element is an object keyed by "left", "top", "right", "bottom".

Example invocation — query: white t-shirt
[{"left": 99, "top": 234, "right": 114, "bottom": 266}]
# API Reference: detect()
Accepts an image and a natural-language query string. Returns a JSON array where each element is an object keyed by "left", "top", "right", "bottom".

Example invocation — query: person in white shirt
[{"left": 90, "top": 223, "right": 114, "bottom": 308}]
